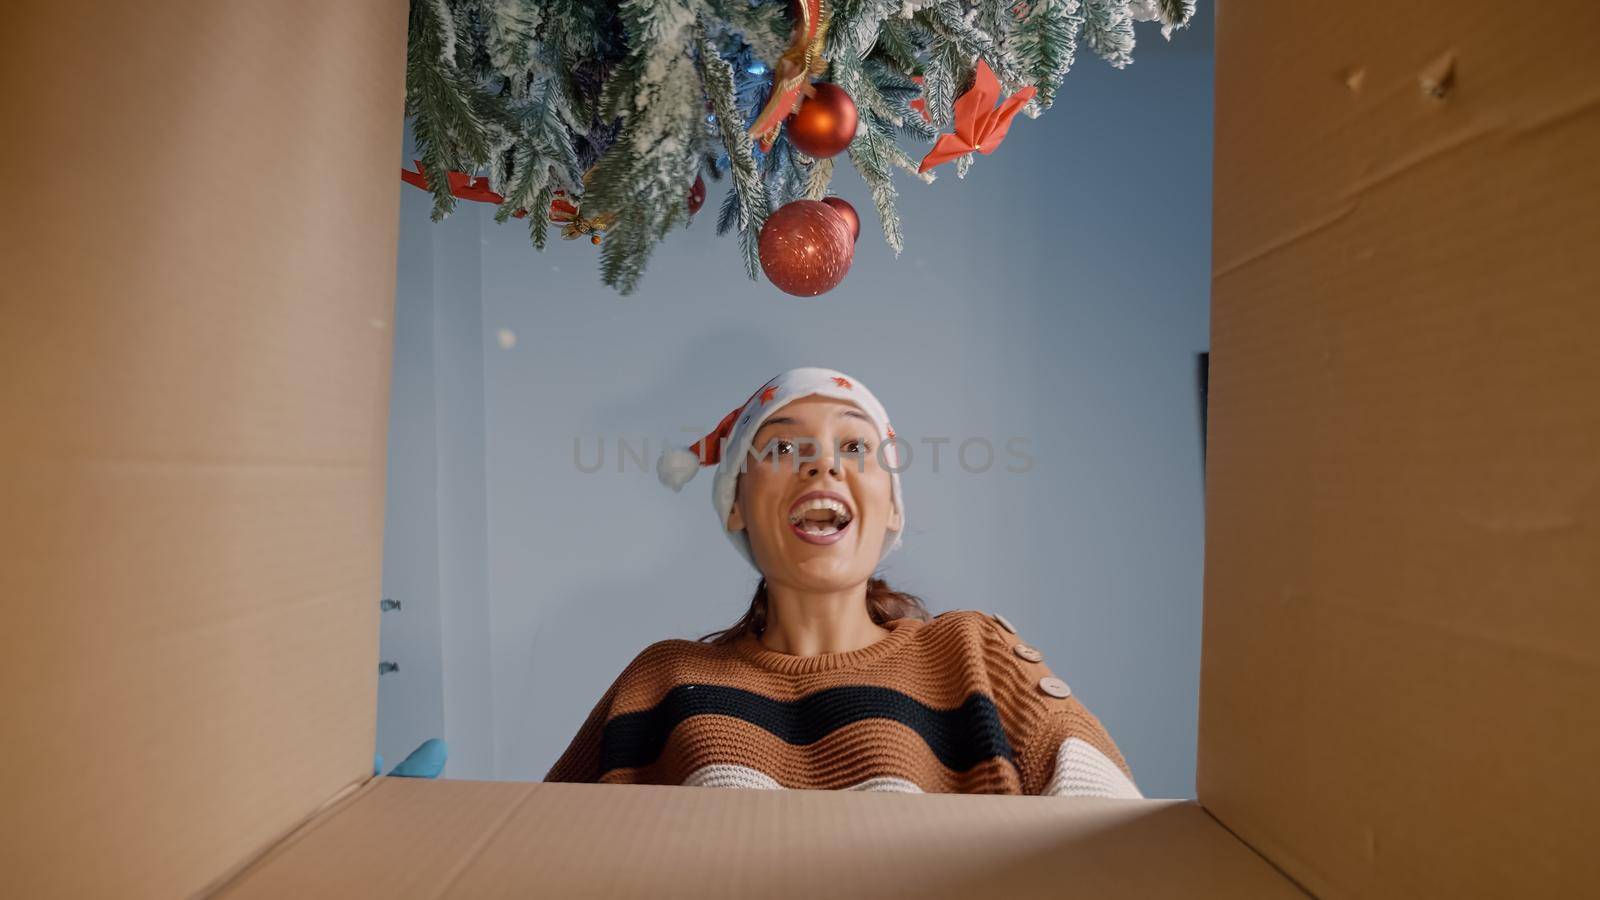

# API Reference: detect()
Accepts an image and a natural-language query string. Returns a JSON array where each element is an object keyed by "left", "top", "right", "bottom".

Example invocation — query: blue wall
[{"left": 380, "top": 14, "right": 1213, "bottom": 799}]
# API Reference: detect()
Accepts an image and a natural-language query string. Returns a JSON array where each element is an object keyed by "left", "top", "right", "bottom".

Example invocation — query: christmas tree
[{"left": 405, "top": 0, "right": 1195, "bottom": 294}]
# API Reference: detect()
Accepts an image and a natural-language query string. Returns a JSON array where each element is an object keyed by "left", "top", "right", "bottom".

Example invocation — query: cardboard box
[{"left": 3, "top": 1, "right": 1594, "bottom": 897}]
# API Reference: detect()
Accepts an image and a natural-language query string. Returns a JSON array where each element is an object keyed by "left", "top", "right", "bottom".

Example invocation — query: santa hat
[{"left": 657, "top": 367, "right": 904, "bottom": 570}]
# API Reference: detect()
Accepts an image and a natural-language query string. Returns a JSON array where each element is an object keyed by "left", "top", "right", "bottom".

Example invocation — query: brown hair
[{"left": 697, "top": 577, "right": 933, "bottom": 645}]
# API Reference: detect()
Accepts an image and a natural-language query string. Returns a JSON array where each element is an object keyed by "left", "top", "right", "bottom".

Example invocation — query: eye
[
  {"left": 840, "top": 438, "right": 870, "bottom": 455},
  {"left": 774, "top": 439, "right": 795, "bottom": 456}
]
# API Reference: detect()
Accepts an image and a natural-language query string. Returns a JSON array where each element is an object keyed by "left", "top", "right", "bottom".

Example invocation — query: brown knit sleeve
[
  {"left": 543, "top": 683, "right": 617, "bottom": 782},
  {"left": 967, "top": 612, "right": 1139, "bottom": 796},
  {"left": 543, "top": 644, "right": 656, "bottom": 783},
  {"left": 1015, "top": 686, "right": 1140, "bottom": 797}
]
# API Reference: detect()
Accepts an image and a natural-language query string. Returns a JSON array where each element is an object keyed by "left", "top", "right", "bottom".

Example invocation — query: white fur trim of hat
[{"left": 656, "top": 367, "right": 904, "bottom": 570}]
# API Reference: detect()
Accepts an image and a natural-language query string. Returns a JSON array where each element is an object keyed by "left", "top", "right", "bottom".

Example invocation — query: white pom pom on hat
[
  {"left": 655, "top": 445, "right": 704, "bottom": 492},
  {"left": 655, "top": 386, "right": 754, "bottom": 491},
  {"left": 655, "top": 367, "right": 905, "bottom": 571}
]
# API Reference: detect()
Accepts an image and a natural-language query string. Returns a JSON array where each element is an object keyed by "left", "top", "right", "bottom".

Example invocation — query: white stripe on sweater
[
  {"left": 1043, "top": 737, "right": 1144, "bottom": 798},
  {"left": 681, "top": 764, "right": 923, "bottom": 792},
  {"left": 679, "top": 737, "right": 1142, "bottom": 797}
]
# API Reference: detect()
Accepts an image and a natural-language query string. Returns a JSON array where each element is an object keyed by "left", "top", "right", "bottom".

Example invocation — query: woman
[{"left": 545, "top": 367, "right": 1142, "bottom": 797}]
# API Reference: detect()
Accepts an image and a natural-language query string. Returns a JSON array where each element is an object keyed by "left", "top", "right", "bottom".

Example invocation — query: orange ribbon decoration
[
  {"left": 401, "top": 161, "right": 529, "bottom": 217},
  {"left": 748, "top": 0, "right": 830, "bottom": 152},
  {"left": 916, "top": 60, "right": 1036, "bottom": 173},
  {"left": 403, "top": 161, "right": 617, "bottom": 241}
]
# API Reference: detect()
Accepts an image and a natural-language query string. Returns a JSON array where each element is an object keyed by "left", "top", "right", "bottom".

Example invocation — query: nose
[{"left": 806, "top": 457, "right": 840, "bottom": 478}]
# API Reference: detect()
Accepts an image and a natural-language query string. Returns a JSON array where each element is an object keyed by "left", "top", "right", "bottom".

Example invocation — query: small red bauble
[
  {"left": 759, "top": 199, "right": 855, "bottom": 297},
  {"left": 820, "top": 196, "right": 859, "bottom": 243},
  {"left": 687, "top": 174, "right": 707, "bottom": 214},
  {"left": 786, "top": 83, "right": 858, "bottom": 159}
]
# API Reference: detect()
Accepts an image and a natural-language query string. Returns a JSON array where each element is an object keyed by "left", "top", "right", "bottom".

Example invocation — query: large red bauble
[
  {"left": 687, "top": 174, "right": 706, "bottom": 214},
  {"left": 759, "top": 200, "right": 855, "bottom": 296},
  {"left": 786, "top": 83, "right": 858, "bottom": 159},
  {"left": 820, "top": 196, "right": 859, "bottom": 243}
]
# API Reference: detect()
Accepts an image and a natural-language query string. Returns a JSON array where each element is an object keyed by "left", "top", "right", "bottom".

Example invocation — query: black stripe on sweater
[{"left": 598, "top": 683, "right": 1015, "bottom": 775}]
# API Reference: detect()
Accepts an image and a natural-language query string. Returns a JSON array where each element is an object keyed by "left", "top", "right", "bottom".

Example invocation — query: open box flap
[
  {"left": 0, "top": 3, "right": 406, "bottom": 896},
  {"left": 216, "top": 779, "right": 1306, "bottom": 898},
  {"left": 1201, "top": 0, "right": 1600, "bottom": 896}
]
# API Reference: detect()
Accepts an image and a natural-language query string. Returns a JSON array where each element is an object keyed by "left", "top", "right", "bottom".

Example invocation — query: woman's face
[{"left": 728, "top": 395, "right": 902, "bottom": 591}]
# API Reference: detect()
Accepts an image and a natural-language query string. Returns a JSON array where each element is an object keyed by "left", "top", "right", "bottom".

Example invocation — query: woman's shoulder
[
  {"left": 612, "top": 634, "right": 737, "bottom": 680},
  {"left": 924, "top": 608, "right": 1024, "bottom": 639},
  {"left": 920, "top": 609, "right": 1051, "bottom": 674},
  {"left": 578, "top": 636, "right": 730, "bottom": 709}
]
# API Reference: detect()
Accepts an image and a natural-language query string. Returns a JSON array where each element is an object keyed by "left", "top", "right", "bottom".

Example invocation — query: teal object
[
  {"left": 373, "top": 753, "right": 384, "bottom": 776},
  {"left": 386, "top": 738, "right": 447, "bottom": 778}
]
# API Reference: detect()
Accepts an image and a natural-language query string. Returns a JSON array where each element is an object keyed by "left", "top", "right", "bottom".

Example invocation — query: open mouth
[{"left": 787, "top": 490, "right": 854, "bottom": 545}]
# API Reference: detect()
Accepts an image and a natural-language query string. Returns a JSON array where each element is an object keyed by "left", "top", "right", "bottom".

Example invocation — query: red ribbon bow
[{"left": 917, "top": 61, "right": 1035, "bottom": 173}]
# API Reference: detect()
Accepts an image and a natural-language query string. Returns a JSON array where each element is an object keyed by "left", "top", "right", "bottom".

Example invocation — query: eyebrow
[{"left": 752, "top": 408, "right": 873, "bottom": 442}]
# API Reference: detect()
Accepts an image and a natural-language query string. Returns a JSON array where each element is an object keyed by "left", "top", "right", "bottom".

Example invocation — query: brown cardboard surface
[
  {"left": 1203, "top": 1, "right": 1600, "bottom": 897},
  {"left": 217, "top": 778, "right": 1306, "bottom": 898},
  {"left": 0, "top": 3, "right": 406, "bottom": 897}
]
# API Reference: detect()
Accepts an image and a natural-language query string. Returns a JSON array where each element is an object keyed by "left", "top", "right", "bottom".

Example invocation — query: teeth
[{"left": 788, "top": 497, "right": 852, "bottom": 527}]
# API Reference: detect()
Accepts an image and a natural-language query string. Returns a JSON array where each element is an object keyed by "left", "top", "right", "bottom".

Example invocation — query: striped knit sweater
[{"left": 544, "top": 610, "right": 1143, "bottom": 797}]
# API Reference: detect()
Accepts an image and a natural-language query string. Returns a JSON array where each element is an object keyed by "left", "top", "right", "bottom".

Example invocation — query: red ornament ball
[
  {"left": 786, "top": 83, "right": 858, "bottom": 159},
  {"left": 820, "top": 196, "right": 859, "bottom": 243},
  {"left": 687, "top": 174, "right": 707, "bottom": 215},
  {"left": 759, "top": 199, "right": 855, "bottom": 297}
]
